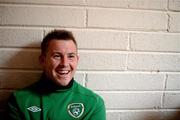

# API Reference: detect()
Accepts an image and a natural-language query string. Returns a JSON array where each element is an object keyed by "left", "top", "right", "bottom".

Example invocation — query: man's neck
[{"left": 35, "top": 73, "right": 74, "bottom": 94}]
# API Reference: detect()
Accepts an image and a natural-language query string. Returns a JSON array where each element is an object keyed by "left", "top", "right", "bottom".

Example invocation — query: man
[{"left": 7, "top": 30, "right": 106, "bottom": 120}]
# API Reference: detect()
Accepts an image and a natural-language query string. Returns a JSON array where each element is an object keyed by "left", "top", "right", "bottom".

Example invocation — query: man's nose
[{"left": 60, "top": 56, "right": 68, "bottom": 67}]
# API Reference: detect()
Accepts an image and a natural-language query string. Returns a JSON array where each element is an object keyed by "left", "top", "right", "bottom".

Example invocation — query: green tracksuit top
[{"left": 7, "top": 75, "right": 106, "bottom": 120}]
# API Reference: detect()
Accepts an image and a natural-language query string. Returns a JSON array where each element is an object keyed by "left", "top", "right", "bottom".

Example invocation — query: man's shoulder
[
  {"left": 13, "top": 81, "right": 39, "bottom": 97},
  {"left": 73, "top": 81, "right": 104, "bottom": 102},
  {"left": 74, "top": 81, "right": 94, "bottom": 95}
]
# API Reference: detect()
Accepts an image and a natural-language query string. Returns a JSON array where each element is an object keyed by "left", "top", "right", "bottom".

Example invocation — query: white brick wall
[
  {"left": 130, "top": 32, "right": 180, "bottom": 52},
  {"left": 128, "top": 53, "right": 180, "bottom": 72},
  {"left": 0, "top": 5, "right": 86, "bottom": 27},
  {"left": 0, "top": 49, "right": 40, "bottom": 69},
  {"left": 87, "top": 73, "right": 165, "bottom": 90},
  {"left": 73, "top": 29, "right": 129, "bottom": 50},
  {"left": 87, "top": 0, "right": 168, "bottom": 10},
  {"left": 0, "top": 0, "right": 180, "bottom": 120},
  {"left": 88, "top": 8, "right": 167, "bottom": 31},
  {"left": 163, "top": 92, "right": 180, "bottom": 108},
  {"left": 169, "top": 0, "right": 180, "bottom": 11},
  {"left": 0, "top": 28, "right": 43, "bottom": 47},
  {"left": 99, "top": 92, "right": 162, "bottom": 109},
  {"left": 169, "top": 12, "right": 180, "bottom": 32},
  {"left": 166, "top": 74, "right": 180, "bottom": 90},
  {"left": 79, "top": 51, "right": 127, "bottom": 70}
]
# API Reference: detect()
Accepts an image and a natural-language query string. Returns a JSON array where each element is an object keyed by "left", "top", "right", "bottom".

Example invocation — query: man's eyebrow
[
  {"left": 53, "top": 52, "right": 77, "bottom": 55},
  {"left": 53, "top": 52, "right": 61, "bottom": 54},
  {"left": 68, "top": 53, "right": 77, "bottom": 55}
]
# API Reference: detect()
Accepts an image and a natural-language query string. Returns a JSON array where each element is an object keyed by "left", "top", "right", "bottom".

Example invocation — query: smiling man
[
  {"left": 39, "top": 33, "right": 78, "bottom": 87},
  {"left": 7, "top": 30, "right": 106, "bottom": 120}
]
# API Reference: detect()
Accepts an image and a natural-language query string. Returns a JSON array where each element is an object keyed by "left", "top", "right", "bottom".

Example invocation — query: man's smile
[{"left": 57, "top": 70, "right": 70, "bottom": 75}]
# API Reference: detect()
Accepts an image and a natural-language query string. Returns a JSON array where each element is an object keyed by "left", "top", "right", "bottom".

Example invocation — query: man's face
[{"left": 40, "top": 39, "right": 79, "bottom": 86}]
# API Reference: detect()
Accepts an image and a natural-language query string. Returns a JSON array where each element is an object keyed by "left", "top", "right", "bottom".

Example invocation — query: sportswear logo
[
  {"left": 27, "top": 106, "right": 41, "bottom": 112},
  {"left": 67, "top": 103, "right": 84, "bottom": 118}
]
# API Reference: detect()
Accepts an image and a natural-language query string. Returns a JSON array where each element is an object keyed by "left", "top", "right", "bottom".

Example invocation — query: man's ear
[
  {"left": 39, "top": 54, "right": 45, "bottom": 65},
  {"left": 77, "top": 54, "right": 79, "bottom": 62}
]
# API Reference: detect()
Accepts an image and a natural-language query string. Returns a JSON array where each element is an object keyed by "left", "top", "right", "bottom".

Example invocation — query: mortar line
[
  {"left": 84, "top": 73, "right": 88, "bottom": 87},
  {"left": 167, "top": 12, "right": 170, "bottom": 32},
  {"left": 161, "top": 74, "right": 168, "bottom": 108}
]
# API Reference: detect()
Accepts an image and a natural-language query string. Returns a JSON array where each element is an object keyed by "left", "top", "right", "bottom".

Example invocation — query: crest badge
[
  {"left": 27, "top": 106, "right": 41, "bottom": 112},
  {"left": 67, "top": 103, "right": 84, "bottom": 118}
]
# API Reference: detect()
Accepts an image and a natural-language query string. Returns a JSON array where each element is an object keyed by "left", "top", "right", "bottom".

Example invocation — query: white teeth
[{"left": 58, "top": 71, "right": 69, "bottom": 74}]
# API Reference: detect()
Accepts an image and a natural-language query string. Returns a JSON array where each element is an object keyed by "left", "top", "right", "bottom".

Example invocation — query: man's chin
[{"left": 55, "top": 79, "right": 71, "bottom": 86}]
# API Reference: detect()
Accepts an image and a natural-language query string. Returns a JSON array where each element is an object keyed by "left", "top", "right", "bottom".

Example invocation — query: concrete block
[
  {"left": 119, "top": 111, "right": 163, "bottom": 120},
  {"left": 0, "top": 28, "right": 43, "bottom": 48},
  {"left": 78, "top": 51, "right": 127, "bottom": 71},
  {"left": 0, "top": 70, "right": 40, "bottom": 89},
  {"left": 0, "top": 0, "right": 85, "bottom": 6},
  {"left": 130, "top": 32, "right": 180, "bottom": 52},
  {"left": 163, "top": 92, "right": 180, "bottom": 108},
  {"left": 0, "top": 5, "right": 85, "bottom": 27},
  {"left": 169, "top": 0, "right": 180, "bottom": 11},
  {"left": 74, "top": 72, "right": 85, "bottom": 86},
  {"left": 128, "top": 53, "right": 180, "bottom": 72},
  {"left": 108, "top": 110, "right": 180, "bottom": 120},
  {"left": 0, "top": 49, "right": 40, "bottom": 69},
  {"left": 107, "top": 112, "right": 120, "bottom": 120},
  {"left": 87, "top": 73, "right": 164, "bottom": 90},
  {"left": 0, "top": 70, "right": 85, "bottom": 89},
  {"left": 169, "top": 12, "right": 180, "bottom": 32},
  {"left": 99, "top": 92, "right": 162, "bottom": 109},
  {"left": 72, "top": 29, "right": 128, "bottom": 50},
  {"left": 166, "top": 74, "right": 180, "bottom": 90},
  {"left": 87, "top": 0, "right": 167, "bottom": 10},
  {"left": 88, "top": 8, "right": 167, "bottom": 31}
]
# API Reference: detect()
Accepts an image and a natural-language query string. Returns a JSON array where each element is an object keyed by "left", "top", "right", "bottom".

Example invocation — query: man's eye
[
  {"left": 68, "top": 54, "right": 76, "bottom": 59},
  {"left": 68, "top": 55, "right": 75, "bottom": 58},
  {"left": 53, "top": 55, "right": 60, "bottom": 59}
]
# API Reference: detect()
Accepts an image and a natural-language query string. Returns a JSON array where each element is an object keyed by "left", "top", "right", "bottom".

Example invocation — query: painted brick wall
[{"left": 0, "top": 0, "right": 180, "bottom": 119}]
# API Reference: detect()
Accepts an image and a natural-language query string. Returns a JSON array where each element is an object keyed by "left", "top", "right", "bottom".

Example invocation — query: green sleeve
[
  {"left": 7, "top": 94, "right": 22, "bottom": 120},
  {"left": 89, "top": 97, "right": 106, "bottom": 120}
]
